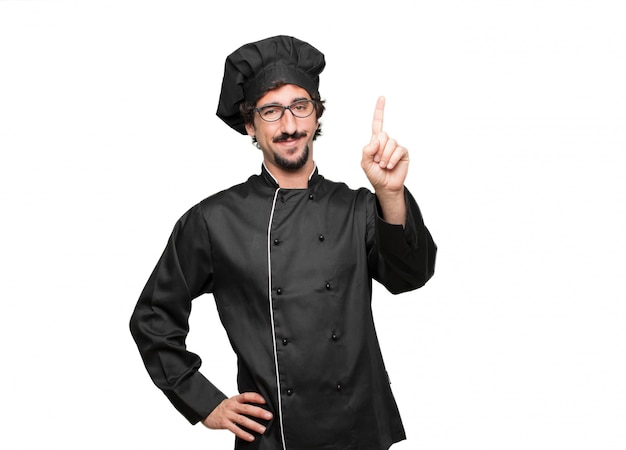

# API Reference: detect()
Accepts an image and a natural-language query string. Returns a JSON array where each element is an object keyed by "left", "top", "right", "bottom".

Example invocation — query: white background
[{"left": 1, "top": 1, "right": 625, "bottom": 449}]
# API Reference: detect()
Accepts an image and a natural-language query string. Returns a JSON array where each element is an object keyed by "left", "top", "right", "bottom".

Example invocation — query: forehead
[{"left": 257, "top": 84, "right": 311, "bottom": 106}]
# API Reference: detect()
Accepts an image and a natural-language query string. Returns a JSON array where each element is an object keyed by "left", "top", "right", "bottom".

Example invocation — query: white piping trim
[
  {"left": 263, "top": 162, "right": 280, "bottom": 186},
  {"left": 308, "top": 162, "right": 317, "bottom": 181},
  {"left": 267, "top": 188, "right": 287, "bottom": 450}
]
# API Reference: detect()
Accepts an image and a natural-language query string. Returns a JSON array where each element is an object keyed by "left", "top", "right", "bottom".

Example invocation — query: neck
[{"left": 264, "top": 161, "right": 315, "bottom": 189}]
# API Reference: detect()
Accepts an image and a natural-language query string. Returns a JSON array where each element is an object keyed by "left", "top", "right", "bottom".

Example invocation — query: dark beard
[{"left": 273, "top": 143, "right": 310, "bottom": 171}]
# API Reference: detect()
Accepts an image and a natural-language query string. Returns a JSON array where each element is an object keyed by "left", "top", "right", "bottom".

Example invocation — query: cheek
[{"left": 256, "top": 127, "right": 273, "bottom": 143}]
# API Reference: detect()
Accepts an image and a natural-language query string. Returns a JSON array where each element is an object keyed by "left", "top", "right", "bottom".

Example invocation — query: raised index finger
[{"left": 372, "top": 96, "right": 386, "bottom": 135}]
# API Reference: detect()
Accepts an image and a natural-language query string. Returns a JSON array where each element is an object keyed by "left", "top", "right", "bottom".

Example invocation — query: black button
[
  {"left": 318, "top": 234, "right": 325, "bottom": 241},
  {"left": 308, "top": 193, "right": 315, "bottom": 200},
  {"left": 273, "top": 239, "right": 280, "bottom": 245},
  {"left": 331, "top": 333, "right": 338, "bottom": 341},
  {"left": 282, "top": 338, "right": 289, "bottom": 346},
  {"left": 325, "top": 282, "right": 331, "bottom": 290},
  {"left": 276, "top": 288, "right": 283, "bottom": 295},
  {"left": 336, "top": 384, "right": 342, "bottom": 392},
  {"left": 286, "top": 388, "right": 294, "bottom": 396}
]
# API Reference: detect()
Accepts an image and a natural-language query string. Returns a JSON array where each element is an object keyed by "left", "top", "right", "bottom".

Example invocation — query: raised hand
[
  {"left": 361, "top": 96, "right": 408, "bottom": 225},
  {"left": 361, "top": 96, "right": 410, "bottom": 194}
]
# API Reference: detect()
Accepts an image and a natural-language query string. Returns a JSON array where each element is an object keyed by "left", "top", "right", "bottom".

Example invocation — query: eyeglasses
[{"left": 254, "top": 99, "right": 316, "bottom": 122}]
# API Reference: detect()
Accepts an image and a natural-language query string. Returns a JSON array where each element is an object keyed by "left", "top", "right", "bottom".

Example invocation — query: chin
[{"left": 274, "top": 144, "right": 310, "bottom": 170}]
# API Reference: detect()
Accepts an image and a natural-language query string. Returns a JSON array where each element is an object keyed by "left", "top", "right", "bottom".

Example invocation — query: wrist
[{"left": 375, "top": 186, "right": 405, "bottom": 201}]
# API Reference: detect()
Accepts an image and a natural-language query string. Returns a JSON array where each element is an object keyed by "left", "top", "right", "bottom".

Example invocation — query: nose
[{"left": 279, "top": 107, "right": 298, "bottom": 135}]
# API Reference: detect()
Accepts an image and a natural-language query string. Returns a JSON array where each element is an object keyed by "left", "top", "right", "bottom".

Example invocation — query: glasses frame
[{"left": 254, "top": 99, "right": 317, "bottom": 122}]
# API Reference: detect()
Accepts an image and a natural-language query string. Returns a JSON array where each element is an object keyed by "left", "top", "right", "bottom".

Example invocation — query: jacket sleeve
[
  {"left": 368, "top": 187, "right": 437, "bottom": 294},
  {"left": 129, "top": 203, "right": 228, "bottom": 424}
]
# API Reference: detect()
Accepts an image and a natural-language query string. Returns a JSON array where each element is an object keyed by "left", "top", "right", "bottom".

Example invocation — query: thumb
[{"left": 363, "top": 135, "right": 379, "bottom": 159}]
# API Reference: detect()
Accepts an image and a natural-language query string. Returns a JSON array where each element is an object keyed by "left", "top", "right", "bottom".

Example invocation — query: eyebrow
[{"left": 258, "top": 96, "right": 310, "bottom": 108}]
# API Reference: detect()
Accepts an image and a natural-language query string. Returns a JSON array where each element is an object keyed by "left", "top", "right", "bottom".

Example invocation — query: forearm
[{"left": 130, "top": 295, "right": 228, "bottom": 424}]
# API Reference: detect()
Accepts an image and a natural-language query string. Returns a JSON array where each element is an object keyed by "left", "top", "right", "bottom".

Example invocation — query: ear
[{"left": 245, "top": 122, "right": 255, "bottom": 137}]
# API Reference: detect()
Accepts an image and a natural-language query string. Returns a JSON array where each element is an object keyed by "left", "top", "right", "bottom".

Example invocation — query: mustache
[{"left": 273, "top": 131, "right": 308, "bottom": 143}]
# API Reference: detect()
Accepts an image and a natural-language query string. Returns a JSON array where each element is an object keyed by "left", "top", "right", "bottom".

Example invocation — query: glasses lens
[
  {"left": 290, "top": 100, "right": 314, "bottom": 118},
  {"left": 258, "top": 105, "right": 283, "bottom": 122}
]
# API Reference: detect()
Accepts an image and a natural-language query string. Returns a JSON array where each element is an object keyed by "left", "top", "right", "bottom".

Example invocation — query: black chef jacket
[{"left": 130, "top": 165, "right": 437, "bottom": 450}]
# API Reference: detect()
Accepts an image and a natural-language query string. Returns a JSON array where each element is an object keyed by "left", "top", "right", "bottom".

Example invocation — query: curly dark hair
[{"left": 239, "top": 81, "right": 326, "bottom": 141}]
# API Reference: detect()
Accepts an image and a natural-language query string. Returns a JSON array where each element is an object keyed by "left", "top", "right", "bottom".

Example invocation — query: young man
[{"left": 130, "top": 35, "right": 437, "bottom": 450}]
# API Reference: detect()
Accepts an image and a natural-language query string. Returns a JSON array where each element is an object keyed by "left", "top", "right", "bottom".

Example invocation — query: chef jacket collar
[{"left": 260, "top": 162, "right": 322, "bottom": 189}]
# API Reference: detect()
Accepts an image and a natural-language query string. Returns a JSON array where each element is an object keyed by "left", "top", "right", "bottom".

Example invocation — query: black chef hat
[{"left": 216, "top": 35, "right": 326, "bottom": 134}]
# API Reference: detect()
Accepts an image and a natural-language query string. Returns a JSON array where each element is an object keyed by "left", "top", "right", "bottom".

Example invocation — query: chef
[{"left": 130, "top": 35, "right": 437, "bottom": 450}]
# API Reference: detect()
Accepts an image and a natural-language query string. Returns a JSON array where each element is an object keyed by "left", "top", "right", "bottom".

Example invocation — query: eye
[{"left": 260, "top": 106, "right": 280, "bottom": 117}]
